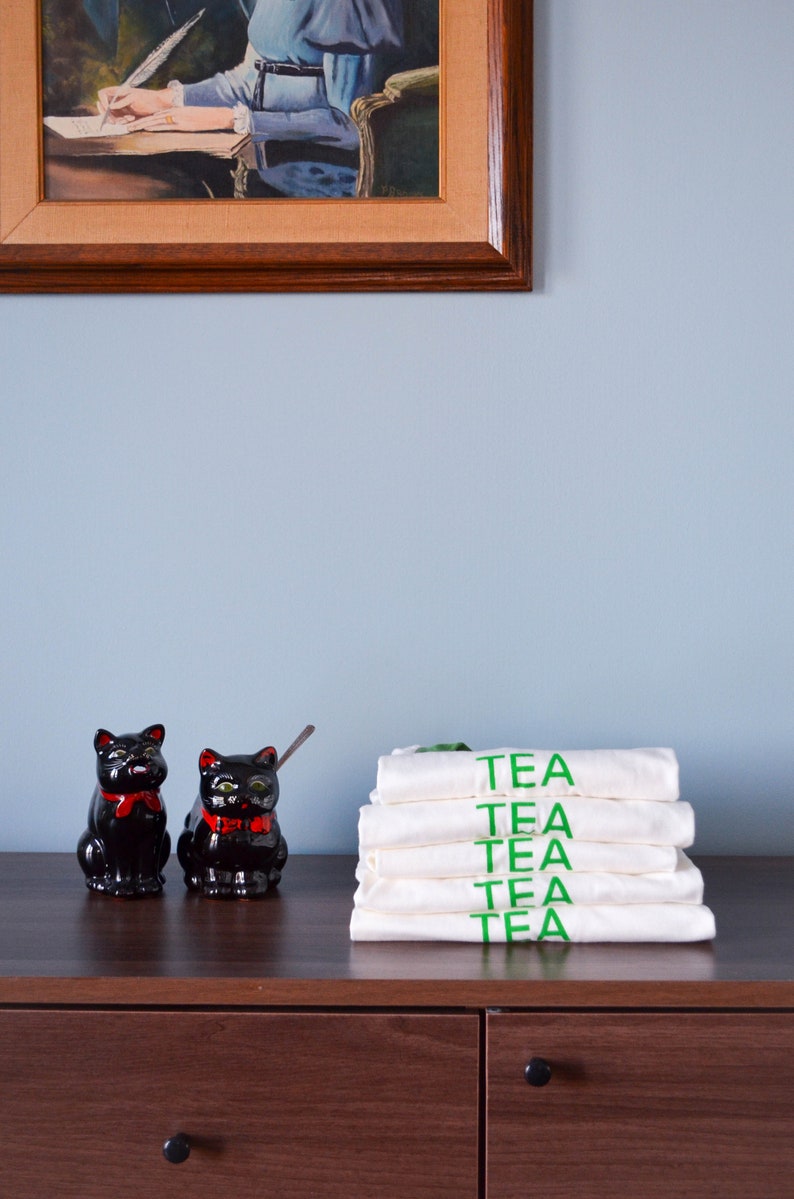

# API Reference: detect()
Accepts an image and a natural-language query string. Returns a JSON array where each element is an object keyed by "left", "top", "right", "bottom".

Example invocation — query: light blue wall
[{"left": 1, "top": 0, "right": 792, "bottom": 855}]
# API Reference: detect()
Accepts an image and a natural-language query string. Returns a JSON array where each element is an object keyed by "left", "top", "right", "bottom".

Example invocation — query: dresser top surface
[{"left": 0, "top": 854, "right": 791, "bottom": 1008}]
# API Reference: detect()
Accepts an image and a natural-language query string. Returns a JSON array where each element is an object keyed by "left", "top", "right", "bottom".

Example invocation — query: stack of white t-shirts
[{"left": 350, "top": 746, "right": 716, "bottom": 943}]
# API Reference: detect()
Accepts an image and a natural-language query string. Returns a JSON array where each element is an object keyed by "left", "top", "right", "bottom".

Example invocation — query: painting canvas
[{"left": 41, "top": 0, "right": 440, "bottom": 201}]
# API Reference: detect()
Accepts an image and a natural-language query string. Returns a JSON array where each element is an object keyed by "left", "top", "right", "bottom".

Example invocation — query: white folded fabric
[
  {"left": 358, "top": 794, "right": 694, "bottom": 851},
  {"left": 350, "top": 902, "right": 716, "bottom": 943},
  {"left": 365, "top": 836, "right": 679, "bottom": 879},
  {"left": 374, "top": 746, "right": 680, "bottom": 804},
  {"left": 353, "top": 851, "right": 704, "bottom": 913}
]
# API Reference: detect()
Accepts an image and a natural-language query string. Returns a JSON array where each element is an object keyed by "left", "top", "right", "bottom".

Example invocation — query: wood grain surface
[
  {"left": 0, "top": 1009, "right": 479, "bottom": 1198},
  {"left": 0, "top": 853, "right": 791, "bottom": 1199},
  {"left": 485, "top": 1010, "right": 794, "bottom": 1198},
  {"left": 0, "top": 854, "right": 791, "bottom": 1007}
]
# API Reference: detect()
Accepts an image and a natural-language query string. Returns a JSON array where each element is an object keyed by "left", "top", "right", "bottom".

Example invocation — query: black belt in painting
[
  {"left": 252, "top": 60, "right": 325, "bottom": 111},
  {"left": 254, "top": 60, "right": 324, "bottom": 77}
]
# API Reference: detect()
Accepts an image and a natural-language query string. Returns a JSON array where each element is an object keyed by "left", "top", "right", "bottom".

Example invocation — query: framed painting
[{"left": 0, "top": 0, "right": 532, "bottom": 292}]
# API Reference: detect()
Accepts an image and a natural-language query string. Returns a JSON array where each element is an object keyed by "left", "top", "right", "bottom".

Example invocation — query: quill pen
[{"left": 98, "top": 8, "right": 206, "bottom": 133}]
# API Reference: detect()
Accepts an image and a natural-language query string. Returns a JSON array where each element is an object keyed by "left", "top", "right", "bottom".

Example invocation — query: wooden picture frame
[{"left": 0, "top": 1, "right": 532, "bottom": 293}]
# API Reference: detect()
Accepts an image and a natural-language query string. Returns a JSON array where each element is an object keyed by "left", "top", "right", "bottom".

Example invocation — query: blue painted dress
[{"left": 180, "top": 0, "right": 403, "bottom": 195}]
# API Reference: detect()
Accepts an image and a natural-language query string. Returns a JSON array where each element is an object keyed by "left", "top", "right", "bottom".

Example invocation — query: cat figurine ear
[
  {"left": 95, "top": 725, "right": 164, "bottom": 752},
  {"left": 199, "top": 748, "right": 221, "bottom": 773},
  {"left": 198, "top": 746, "right": 274, "bottom": 770},
  {"left": 78, "top": 725, "right": 170, "bottom": 898}
]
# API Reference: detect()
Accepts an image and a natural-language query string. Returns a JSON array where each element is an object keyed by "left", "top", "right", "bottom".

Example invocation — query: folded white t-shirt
[
  {"left": 353, "top": 851, "right": 704, "bottom": 912},
  {"left": 365, "top": 836, "right": 678, "bottom": 878},
  {"left": 359, "top": 794, "right": 694, "bottom": 850},
  {"left": 350, "top": 901, "right": 716, "bottom": 943},
  {"left": 374, "top": 747, "right": 680, "bottom": 804}
]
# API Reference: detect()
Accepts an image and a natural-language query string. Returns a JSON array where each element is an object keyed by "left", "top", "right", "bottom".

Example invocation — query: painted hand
[
  {"left": 97, "top": 86, "right": 175, "bottom": 122},
  {"left": 125, "top": 106, "right": 236, "bottom": 133}
]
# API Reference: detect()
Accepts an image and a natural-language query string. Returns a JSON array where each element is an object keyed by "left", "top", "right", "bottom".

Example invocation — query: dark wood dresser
[{"left": 0, "top": 854, "right": 791, "bottom": 1198}]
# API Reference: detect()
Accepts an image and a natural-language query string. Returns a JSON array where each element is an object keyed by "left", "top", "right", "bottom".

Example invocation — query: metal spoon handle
[{"left": 276, "top": 724, "right": 315, "bottom": 771}]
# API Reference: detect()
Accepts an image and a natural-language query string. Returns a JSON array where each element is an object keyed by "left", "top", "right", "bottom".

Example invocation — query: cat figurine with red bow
[
  {"left": 77, "top": 724, "right": 170, "bottom": 897},
  {"left": 177, "top": 745, "right": 288, "bottom": 898}
]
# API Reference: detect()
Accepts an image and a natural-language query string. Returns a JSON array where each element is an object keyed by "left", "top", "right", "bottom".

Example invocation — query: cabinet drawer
[
  {"left": 486, "top": 1011, "right": 794, "bottom": 1199},
  {"left": 0, "top": 1010, "right": 479, "bottom": 1199}
]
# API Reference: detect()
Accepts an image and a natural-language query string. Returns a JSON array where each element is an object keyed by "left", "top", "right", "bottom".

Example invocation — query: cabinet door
[
  {"left": 0, "top": 1010, "right": 479, "bottom": 1199},
  {"left": 486, "top": 1011, "right": 794, "bottom": 1199}
]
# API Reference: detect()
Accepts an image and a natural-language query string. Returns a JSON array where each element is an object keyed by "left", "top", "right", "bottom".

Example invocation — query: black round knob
[
  {"left": 163, "top": 1133, "right": 191, "bottom": 1164},
  {"left": 524, "top": 1057, "right": 552, "bottom": 1087}
]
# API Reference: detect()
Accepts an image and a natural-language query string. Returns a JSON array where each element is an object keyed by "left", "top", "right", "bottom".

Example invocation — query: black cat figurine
[
  {"left": 77, "top": 724, "right": 170, "bottom": 898},
  {"left": 177, "top": 745, "right": 287, "bottom": 898}
]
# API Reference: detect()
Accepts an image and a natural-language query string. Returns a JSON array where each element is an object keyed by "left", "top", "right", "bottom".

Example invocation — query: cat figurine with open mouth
[{"left": 77, "top": 723, "right": 170, "bottom": 897}]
